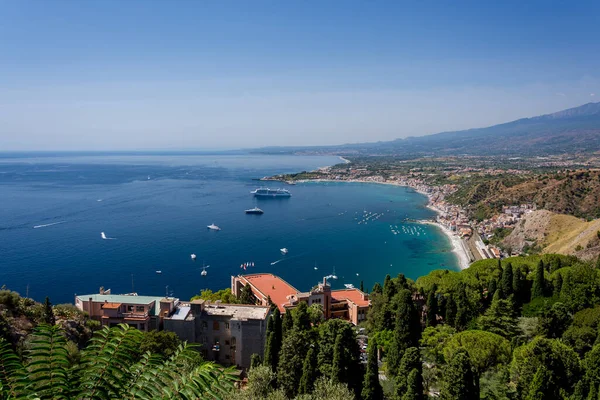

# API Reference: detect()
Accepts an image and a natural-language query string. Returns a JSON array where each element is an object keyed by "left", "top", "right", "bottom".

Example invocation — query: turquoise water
[{"left": 0, "top": 153, "right": 458, "bottom": 303}]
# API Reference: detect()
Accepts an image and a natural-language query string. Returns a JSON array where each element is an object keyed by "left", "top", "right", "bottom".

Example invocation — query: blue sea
[{"left": 0, "top": 153, "right": 458, "bottom": 304}]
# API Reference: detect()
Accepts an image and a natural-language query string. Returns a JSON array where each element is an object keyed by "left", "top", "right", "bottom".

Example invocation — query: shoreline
[{"left": 293, "top": 178, "right": 472, "bottom": 270}]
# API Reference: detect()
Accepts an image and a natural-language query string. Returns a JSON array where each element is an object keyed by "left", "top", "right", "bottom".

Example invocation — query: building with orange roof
[{"left": 231, "top": 273, "right": 370, "bottom": 325}]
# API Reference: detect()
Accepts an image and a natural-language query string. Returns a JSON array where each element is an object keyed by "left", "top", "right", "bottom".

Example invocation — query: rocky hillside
[
  {"left": 503, "top": 210, "right": 600, "bottom": 260},
  {"left": 452, "top": 169, "right": 600, "bottom": 220}
]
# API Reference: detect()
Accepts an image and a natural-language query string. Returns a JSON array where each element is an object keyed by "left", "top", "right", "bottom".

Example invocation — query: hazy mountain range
[{"left": 255, "top": 102, "right": 600, "bottom": 156}]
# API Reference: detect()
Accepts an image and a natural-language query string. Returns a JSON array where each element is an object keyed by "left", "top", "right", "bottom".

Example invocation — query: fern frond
[
  {"left": 25, "top": 324, "right": 71, "bottom": 399},
  {"left": 0, "top": 339, "right": 27, "bottom": 399},
  {"left": 78, "top": 324, "right": 143, "bottom": 399}
]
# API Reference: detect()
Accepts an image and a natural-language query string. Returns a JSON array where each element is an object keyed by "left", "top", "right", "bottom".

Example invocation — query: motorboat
[
  {"left": 280, "top": 248, "right": 288, "bottom": 255},
  {"left": 201, "top": 265, "right": 210, "bottom": 276},
  {"left": 344, "top": 284, "right": 354, "bottom": 289},
  {"left": 207, "top": 223, "right": 221, "bottom": 231},
  {"left": 156, "top": 270, "right": 162, "bottom": 274},
  {"left": 191, "top": 254, "right": 197, "bottom": 260},
  {"left": 245, "top": 207, "right": 264, "bottom": 214}
]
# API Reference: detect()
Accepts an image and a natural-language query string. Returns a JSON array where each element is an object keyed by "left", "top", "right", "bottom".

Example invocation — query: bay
[{"left": 0, "top": 153, "right": 458, "bottom": 303}]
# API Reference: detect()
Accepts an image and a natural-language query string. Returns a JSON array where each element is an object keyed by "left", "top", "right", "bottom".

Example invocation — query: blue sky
[{"left": 1, "top": 1, "right": 599, "bottom": 150}]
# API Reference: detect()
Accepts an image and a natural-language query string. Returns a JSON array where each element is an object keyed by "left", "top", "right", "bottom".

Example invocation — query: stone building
[{"left": 164, "top": 300, "right": 270, "bottom": 369}]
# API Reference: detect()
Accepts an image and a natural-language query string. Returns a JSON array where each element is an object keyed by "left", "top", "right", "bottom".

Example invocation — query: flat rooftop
[
  {"left": 240, "top": 273, "right": 298, "bottom": 312},
  {"left": 191, "top": 300, "right": 270, "bottom": 320},
  {"left": 331, "top": 289, "right": 370, "bottom": 307},
  {"left": 76, "top": 294, "right": 174, "bottom": 316}
]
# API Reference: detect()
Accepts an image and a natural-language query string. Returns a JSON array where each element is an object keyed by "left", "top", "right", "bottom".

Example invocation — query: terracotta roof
[
  {"left": 240, "top": 273, "right": 298, "bottom": 312},
  {"left": 331, "top": 289, "right": 370, "bottom": 307},
  {"left": 101, "top": 302, "right": 121, "bottom": 309}
]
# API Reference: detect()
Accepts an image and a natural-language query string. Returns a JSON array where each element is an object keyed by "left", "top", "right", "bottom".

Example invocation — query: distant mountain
[{"left": 254, "top": 102, "right": 600, "bottom": 156}]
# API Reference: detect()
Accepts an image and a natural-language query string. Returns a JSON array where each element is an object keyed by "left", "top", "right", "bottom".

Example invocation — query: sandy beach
[{"left": 297, "top": 178, "right": 473, "bottom": 270}]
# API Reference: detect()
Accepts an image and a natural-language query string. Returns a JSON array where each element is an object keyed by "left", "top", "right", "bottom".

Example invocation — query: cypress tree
[
  {"left": 512, "top": 266, "right": 526, "bottom": 306},
  {"left": 299, "top": 346, "right": 318, "bottom": 395},
  {"left": 426, "top": 286, "right": 438, "bottom": 327},
  {"left": 331, "top": 333, "right": 344, "bottom": 383},
  {"left": 396, "top": 347, "right": 422, "bottom": 397},
  {"left": 560, "top": 271, "right": 574, "bottom": 303},
  {"left": 273, "top": 308, "right": 282, "bottom": 361},
  {"left": 383, "top": 274, "right": 396, "bottom": 299},
  {"left": 362, "top": 338, "right": 383, "bottom": 400},
  {"left": 293, "top": 301, "right": 311, "bottom": 331},
  {"left": 250, "top": 353, "right": 261, "bottom": 369},
  {"left": 553, "top": 273, "right": 563, "bottom": 298},
  {"left": 454, "top": 284, "right": 469, "bottom": 330},
  {"left": 372, "top": 282, "right": 383, "bottom": 295},
  {"left": 240, "top": 283, "right": 255, "bottom": 304},
  {"left": 440, "top": 349, "right": 479, "bottom": 400},
  {"left": 264, "top": 332, "right": 276, "bottom": 370},
  {"left": 360, "top": 280, "right": 364, "bottom": 293},
  {"left": 531, "top": 260, "right": 546, "bottom": 300},
  {"left": 43, "top": 297, "right": 55, "bottom": 325},
  {"left": 596, "top": 254, "right": 600, "bottom": 269},
  {"left": 402, "top": 368, "right": 424, "bottom": 400},
  {"left": 445, "top": 295, "right": 457, "bottom": 327},
  {"left": 501, "top": 263, "right": 513, "bottom": 298},
  {"left": 386, "top": 290, "right": 421, "bottom": 376},
  {"left": 488, "top": 278, "right": 497, "bottom": 299},
  {"left": 397, "top": 273, "right": 408, "bottom": 290},
  {"left": 282, "top": 310, "right": 293, "bottom": 338}
]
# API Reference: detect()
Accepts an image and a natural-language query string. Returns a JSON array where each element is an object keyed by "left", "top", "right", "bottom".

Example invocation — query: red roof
[
  {"left": 331, "top": 289, "right": 370, "bottom": 307},
  {"left": 241, "top": 273, "right": 298, "bottom": 312}
]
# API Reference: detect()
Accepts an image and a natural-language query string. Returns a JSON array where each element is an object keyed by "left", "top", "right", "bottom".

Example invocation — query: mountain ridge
[{"left": 254, "top": 102, "right": 600, "bottom": 156}]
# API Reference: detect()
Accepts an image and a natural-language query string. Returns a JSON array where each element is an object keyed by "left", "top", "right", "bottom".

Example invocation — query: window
[
  {"left": 225, "top": 340, "right": 230, "bottom": 346},
  {"left": 214, "top": 337, "right": 220, "bottom": 345},
  {"left": 213, "top": 321, "right": 220, "bottom": 330},
  {"left": 127, "top": 305, "right": 134, "bottom": 312},
  {"left": 225, "top": 354, "right": 230, "bottom": 360},
  {"left": 136, "top": 306, "right": 145, "bottom": 313},
  {"left": 231, "top": 337, "right": 236, "bottom": 346},
  {"left": 225, "top": 322, "right": 230, "bottom": 330},
  {"left": 202, "top": 321, "right": 208, "bottom": 329}
]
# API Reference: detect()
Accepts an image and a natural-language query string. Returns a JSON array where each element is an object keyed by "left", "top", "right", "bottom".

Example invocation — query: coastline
[{"left": 294, "top": 178, "right": 472, "bottom": 270}]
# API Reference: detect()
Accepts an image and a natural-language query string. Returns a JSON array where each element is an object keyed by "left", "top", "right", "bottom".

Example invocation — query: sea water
[{"left": 0, "top": 153, "right": 458, "bottom": 303}]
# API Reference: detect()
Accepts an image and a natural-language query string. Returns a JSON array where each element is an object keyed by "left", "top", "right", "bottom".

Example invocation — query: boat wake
[
  {"left": 33, "top": 221, "right": 66, "bottom": 229},
  {"left": 270, "top": 259, "right": 283, "bottom": 265},
  {"left": 101, "top": 232, "right": 117, "bottom": 240}
]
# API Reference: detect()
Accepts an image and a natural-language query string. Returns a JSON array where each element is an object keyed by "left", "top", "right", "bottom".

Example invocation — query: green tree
[
  {"left": 0, "top": 324, "right": 235, "bottom": 399},
  {"left": 445, "top": 295, "right": 457, "bottom": 327},
  {"left": 361, "top": 338, "right": 383, "bottom": 400},
  {"left": 360, "top": 280, "right": 364, "bottom": 292},
  {"left": 553, "top": 273, "right": 563, "bottom": 298},
  {"left": 440, "top": 348, "right": 479, "bottom": 400},
  {"left": 560, "top": 270, "right": 574, "bottom": 304},
  {"left": 524, "top": 366, "right": 552, "bottom": 400},
  {"left": 443, "top": 330, "right": 511, "bottom": 374},
  {"left": 282, "top": 310, "right": 293, "bottom": 338},
  {"left": 426, "top": 286, "right": 438, "bottom": 327},
  {"left": 386, "top": 290, "right": 420, "bottom": 377},
  {"left": 531, "top": 260, "right": 545, "bottom": 300},
  {"left": 310, "top": 377, "right": 355, "bottom": 400},
  {"left": 272, "top": 308, "right": 282, "bottom": 365},
  {"left": 513, "top": 266, "right": 527, "bottom": 306},
  {"left": 264, "top": 331, "right": 277, "bottom": 371},
  {"left": 293, "top": 301, "right": 311, "bottom": 331},
  {"left": 402, "top": 368, "right": 424, "bottom": 400},
  {"left": 299, "top": 346, "right": 318, "bottom": 395},
  {"left": 240, "top": 283, "right": 255, "bottom": 304},
  {"left": 596, "top": 254, "right": 600, "bottom": 269},
  {"left": 250, "top": 353, "right": 261, "bottom": 369},
  {"left": 540, "top": 302, "right": 572, "bottom": 339},
  {"left": 307, "top": 304, "right": 325, "bottom": 326},
  {"left": 501, "top": 263, "right": 513, "bottom": 298},
  {"left": 139, "top": 330, "right": 182, "bottom": 358},
  {"left": 395, "top": 347, "right": 422, "bottom": 398},
  {"left": 277, "top": 329, "right": 310, "bottom": 398},
  {"left": 43, "top": 296, "right": 55, "bottom": 325},
  {"left": 511, "top": 337, "right": 581, "bottom": 398},
  {"left": 477, "top": 290, "right": 519, "bottom": 338},
  {"left": 383, "top": 274, "right": 396, "bottom": 299},
  {"left": 372, "top": 282, "right": 383, "bottom": 295}
]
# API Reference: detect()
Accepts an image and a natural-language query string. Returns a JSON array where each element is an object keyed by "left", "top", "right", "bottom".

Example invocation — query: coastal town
[{"left": 263, "top": 160, "right": 539, "bottom": 265}]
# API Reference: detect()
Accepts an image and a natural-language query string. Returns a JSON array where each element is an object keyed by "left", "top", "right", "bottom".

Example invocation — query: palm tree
[{"left": 0, "top": 323, "right": 236, "bottom": 399}]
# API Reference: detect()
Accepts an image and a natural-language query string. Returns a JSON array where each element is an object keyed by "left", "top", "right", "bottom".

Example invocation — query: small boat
[
  {"left": 156, "top": 270, "right": 162, "bottom": 274},
  {"left": 201, "top": 264, "right": 210, "bottom": 276},
  {"left": 207, "top": 223, "right": 221, "bottom": 231},
  {"left": 191, "top": 254, "right": 197, "bottom": 260},
  {"left": 245, "top": 207, "right": 264, "bottom": 214},
  {"left": 280, "top": 248, "right": 289, "bottom": 255},
  {"left": 344, "top": 284, "right": 354, "bottom": 289}
]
